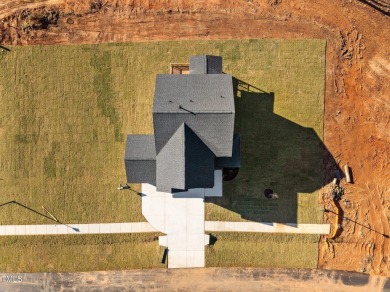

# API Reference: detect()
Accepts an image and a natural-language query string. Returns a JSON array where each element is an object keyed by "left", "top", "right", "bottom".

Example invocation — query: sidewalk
[
  {"left": 142, "top": 183, "right": 209, "bottom": 269},
  {"left": 0, "top": 222, "right": 157, "bottom": 236}
]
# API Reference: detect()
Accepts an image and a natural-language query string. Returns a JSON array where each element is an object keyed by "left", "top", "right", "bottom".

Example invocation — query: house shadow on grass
[{"left": 206, "top": 78, "right": 340, "bottom": 223}]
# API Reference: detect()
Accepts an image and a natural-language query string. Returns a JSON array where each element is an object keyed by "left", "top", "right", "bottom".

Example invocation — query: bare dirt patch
[{"left": 0, "top": 0, "right": 389, "bottom": 276}]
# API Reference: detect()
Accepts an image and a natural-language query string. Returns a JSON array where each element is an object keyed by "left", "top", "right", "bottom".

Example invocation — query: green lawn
[
  {"left": 0, "top": 39, "right": 325, "bottom": 271},
  {"left": 203, "top": 40, "right": 325, "bottom": 268},
  {"left": 206, "top": 233, "right": 320, "bottom": 269},
  {"left": 0, "top": 233, "right": 165, "bottom": 272}
]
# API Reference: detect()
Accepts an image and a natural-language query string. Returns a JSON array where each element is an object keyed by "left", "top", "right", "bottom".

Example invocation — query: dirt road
[
  {"left": 0, "top": 268, "right": 389, "bottom": 291},
  {"left": 0, "top": 0, "right": 389, "bottom": 276}
]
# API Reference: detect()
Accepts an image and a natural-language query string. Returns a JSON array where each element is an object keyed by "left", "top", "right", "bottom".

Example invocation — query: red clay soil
[{"left": 0, "top": 0, "right": 389, "bottom": 277}]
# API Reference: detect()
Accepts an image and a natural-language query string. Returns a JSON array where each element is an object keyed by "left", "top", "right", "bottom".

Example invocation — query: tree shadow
[{"left": 206, "top": 78, "right": 340, "bottom": 223}]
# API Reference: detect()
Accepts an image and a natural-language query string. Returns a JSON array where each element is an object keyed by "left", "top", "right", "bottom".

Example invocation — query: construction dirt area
[{"left": 0, "top": 0, "right": 389, "bottom": 277}]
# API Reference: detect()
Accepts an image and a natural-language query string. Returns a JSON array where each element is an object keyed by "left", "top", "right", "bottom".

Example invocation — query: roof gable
[
  {"left": 184, "top": 124, "right": 215, "bottom": 189},
  {"left": 156, "top": 124, "right": 215, "bottom": 193},
  {"left": 156, "top": 123, "right": 186, "bottom": 191},
  {"left": 153, "top": 74, "right": 235, "bottom": 157}
]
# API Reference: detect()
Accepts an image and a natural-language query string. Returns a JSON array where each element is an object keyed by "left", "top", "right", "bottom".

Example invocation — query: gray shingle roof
[
  {"left": 156, "top": 124, "right": 185, "bottom": 191},
  {"left": 156, "top": 123, "right": 215, "bottom": 193},
  {"left": 125, "top": 135, "right": 156, "bottom": 160},
  {"left": 189, "top": 55, "right": 222, "bottom": 74},
  {"left": 183, "top": 124, "right": 215, "bottom": 189},
  {"left": 125, "top": 160, "right": 156, "bottom": 185},
  {"left": 153, "top": 74, "right": 234, "bottom": 113},
  {"left": 124, "top": 55, "right": 239, "bottom": 192},
  {"left": 124, "top": 135, "right": 156, "bottom": 185},
  {"left": 215, "top": 134, "right": 241, "bottom": 169},
  {"left": 153, "top": 74, "right": 235, "bottom": 157}
]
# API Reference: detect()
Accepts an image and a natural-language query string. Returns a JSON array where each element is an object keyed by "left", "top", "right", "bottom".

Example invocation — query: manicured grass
[
  {"left": 205, "top": 40, "right": 325, "bottom": 225},
  {"left": 0, "top": 39, "right": 325, "bottom": 271},
  {"left": 0, "top": 233, "right": 165, "bottom": 272},
  {"left": 203, "top": 40, "right": 325, "bottom": 268},
  {"left": 0, "top": 44, "right": 152, "bottom": 225},
  {"left": 206, "top": 233, "right": 320, "bottom": 269}
]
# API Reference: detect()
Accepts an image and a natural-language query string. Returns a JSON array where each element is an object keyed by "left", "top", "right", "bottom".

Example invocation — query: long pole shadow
[
  {"left": 357, "top": 0, "right": 390, "bottom": 16},
  {"left": 0, "top": 200, "right": 79, "bottom": 232},
  {"left": 129, "top": 188, "right": 145, "bottom": 197},
  {"left": 0, "top": 45, "right": 11, "bottom": 52},
  {"left": 324, "top": 206, "right": 389, "bottom": 238}
]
